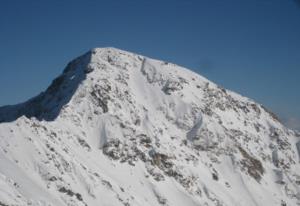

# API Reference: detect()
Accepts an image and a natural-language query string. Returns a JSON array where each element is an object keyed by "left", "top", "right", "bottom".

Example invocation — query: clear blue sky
[{"left": 0, "top": 0, "right": 299, "bottom": 129}]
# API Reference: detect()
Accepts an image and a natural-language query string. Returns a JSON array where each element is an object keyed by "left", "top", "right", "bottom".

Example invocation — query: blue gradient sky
[{"left": 0, "top": 0, "right": 299, "bottom": 129}]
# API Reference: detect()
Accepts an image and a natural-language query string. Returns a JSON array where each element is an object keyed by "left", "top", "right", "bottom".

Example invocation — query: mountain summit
[{"left": 0, "top": 47, "right": 299, "bottom": 206}]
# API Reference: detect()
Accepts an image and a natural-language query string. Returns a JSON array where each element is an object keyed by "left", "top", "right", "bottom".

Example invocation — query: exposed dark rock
[
  {"left": 0, "top": 201, "right": 9, "bottom": 206},
  {"left": 149, "top": 150, "right": 173, "bottom": 169},
  {"left": 102, "top": 139, "right": 122, "bottom": 160},
  {"left": 77, "top": 137, "right": 91, "bottom": 151},
  {"left": 238, "top": 147, "right": 264, "bottom": 182},
  {"left": 102, "top": 180, "right": 113, "bottom": 189},
  {"left": 91, "top": 83, "right": 111, "bottom": 113},
  {"left": 162, "top": 79, "right": 183, "bottom": 95},
  {"left": 250, "top": 104, "right": 261, "bottom": 115},
  {"left": 84, "top": 65, "right": 94, "bottom": 73},
  {"left": 212, "top": 172, "right": 218, "bottom": 181},
  {"left": 48, "top": 176, "right": 57, "bottom": 181},
  {"left": 138, "top": 134, "right": 152, "bottom": 147},
  {"left": 58, "top": 187, "right": 84, "bottom": 202}
]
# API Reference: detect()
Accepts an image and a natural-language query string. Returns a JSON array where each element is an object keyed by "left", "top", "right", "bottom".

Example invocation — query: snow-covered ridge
[{"left": 0, "top": 47, "right": 299, "bottom": 206}]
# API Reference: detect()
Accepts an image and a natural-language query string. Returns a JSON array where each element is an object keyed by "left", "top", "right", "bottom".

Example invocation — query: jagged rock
[{"left": 238, "top": 147, "right": 264, "bottom": 182}]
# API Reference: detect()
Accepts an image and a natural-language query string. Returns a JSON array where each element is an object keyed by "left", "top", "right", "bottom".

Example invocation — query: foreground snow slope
[{"left": 0, "top": 47, "right": 299, "bottom": 206}]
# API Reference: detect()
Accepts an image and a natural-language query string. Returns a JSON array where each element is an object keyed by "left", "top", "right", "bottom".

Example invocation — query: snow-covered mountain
[{"left": 0, "top": 47, "right": 299, "bottom": 206}]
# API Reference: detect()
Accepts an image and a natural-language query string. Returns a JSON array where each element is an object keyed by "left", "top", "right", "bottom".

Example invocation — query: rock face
[{"left": 0, "top": 47, "right": 299, "bottom": 206}]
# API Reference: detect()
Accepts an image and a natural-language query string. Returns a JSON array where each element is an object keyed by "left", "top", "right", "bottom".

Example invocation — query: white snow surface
[{"left": 0, "top": 47, "right": 299, "bottom": 206}]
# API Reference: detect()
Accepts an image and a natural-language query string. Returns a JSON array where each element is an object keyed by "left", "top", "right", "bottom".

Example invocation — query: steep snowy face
[{"left": 0, "top": 47, "right": 299, "bottom": 206}]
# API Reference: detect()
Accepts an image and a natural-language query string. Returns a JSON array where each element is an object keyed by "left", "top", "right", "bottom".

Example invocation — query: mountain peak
[
  {"left": 91, "top": 46, "right": 131, "bottom": 54},
  {"left": 0, "top": 48, "right": 299, "bottom": 206}
]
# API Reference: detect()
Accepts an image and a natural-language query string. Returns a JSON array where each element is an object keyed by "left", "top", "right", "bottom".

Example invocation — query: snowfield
[{"left": 0, "top": 47, "right": 299, "bottom": 206}]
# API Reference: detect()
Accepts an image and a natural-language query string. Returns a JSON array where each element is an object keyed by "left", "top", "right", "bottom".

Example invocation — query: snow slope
[{"left": 0, "top": 47, "right": 299, "bottom": 206}]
